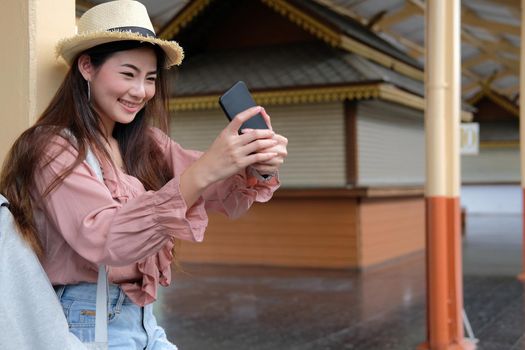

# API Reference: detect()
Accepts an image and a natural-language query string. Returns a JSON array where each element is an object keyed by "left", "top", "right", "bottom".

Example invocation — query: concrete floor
[{"left": 154, "top": 214, "right": 525, "bottom": 350}]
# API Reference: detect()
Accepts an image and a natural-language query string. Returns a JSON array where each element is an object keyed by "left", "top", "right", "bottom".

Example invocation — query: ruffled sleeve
[
  {"left": 119, "top": 236, "right": 175, "bottom": 306},
  {"left": 33, "top": 135, "right": 208, "bottom": 267}
]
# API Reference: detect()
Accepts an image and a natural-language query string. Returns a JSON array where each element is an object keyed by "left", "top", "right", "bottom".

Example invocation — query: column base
[{"left": 417, "top": 339, "right": 477, "bottom": 350}]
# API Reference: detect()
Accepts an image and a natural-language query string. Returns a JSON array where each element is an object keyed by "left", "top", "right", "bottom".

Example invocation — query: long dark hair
[{"left": 0, "top": 41, "right": 174, "bottom": 257}]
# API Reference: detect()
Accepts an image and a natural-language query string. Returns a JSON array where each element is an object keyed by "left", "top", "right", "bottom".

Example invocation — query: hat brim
[{"left": 56, "top": 31, "right": 184, "bottom": 68}]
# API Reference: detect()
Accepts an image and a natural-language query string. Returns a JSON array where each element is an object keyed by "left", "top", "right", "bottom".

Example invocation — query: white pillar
[{"left": 422, "top": 0, "right": 475, "bottom": 349}]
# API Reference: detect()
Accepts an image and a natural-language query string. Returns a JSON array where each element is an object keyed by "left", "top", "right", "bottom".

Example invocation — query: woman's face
[{"left": 84, "top": 47, "right": 157, "bottom": 133}]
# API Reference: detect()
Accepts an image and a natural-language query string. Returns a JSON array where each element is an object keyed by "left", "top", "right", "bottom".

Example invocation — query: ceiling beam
[
  {"left": 407, "top": 0, "right": 424, "bottom": 11},
  {"left": 489, "top": 39, "right": 520, "bottom": 57},
  {"left": 313, "top": 0, "right": 426, "bottom": 64},
  {"left": 490, "top": 0, "right": 520, "bottom": 10},
  {"left": 461, "top": 30, "right": 518, "bottom": 74},
  {"left": 373, "top": 3, "right": 421, "bottom": 30},
  {"left": 499, "top": 84, "right": 519, "bottom": 95},
  {"left": 462, "top": 53, "right": 492, "bottom": 68},
  {"left": 462, "top": 8, "right": 520, "bottom": 36},
  {"left": 491, "top": 70, "right": 515, "bottom": 82}
]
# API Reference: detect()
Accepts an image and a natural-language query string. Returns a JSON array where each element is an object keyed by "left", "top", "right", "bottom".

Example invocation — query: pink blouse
[{"left": 31, "top": 127, "right": 279, "bottom": 306}]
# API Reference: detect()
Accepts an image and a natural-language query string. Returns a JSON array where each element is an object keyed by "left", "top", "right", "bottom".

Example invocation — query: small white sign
[{"left": 460, "top": 122, "right": 479, "bottom": 155}]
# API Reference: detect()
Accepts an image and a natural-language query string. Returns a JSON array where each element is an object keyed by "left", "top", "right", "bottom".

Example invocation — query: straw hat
[{"left": 56, "top": 0, "right": 184, "bottom": 67}]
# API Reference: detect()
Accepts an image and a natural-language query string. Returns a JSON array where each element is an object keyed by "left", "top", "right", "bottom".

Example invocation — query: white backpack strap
[
  {"left": 95, "top": 266, "right": 108, "bottom": 345},
  {"left": 85, "top": 147, "right": 108, "bottom": 346}
]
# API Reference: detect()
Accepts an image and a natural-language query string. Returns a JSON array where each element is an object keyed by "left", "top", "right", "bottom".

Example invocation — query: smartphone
[{"left": 219, "top": 81, "right": 269, "bottom": 132}]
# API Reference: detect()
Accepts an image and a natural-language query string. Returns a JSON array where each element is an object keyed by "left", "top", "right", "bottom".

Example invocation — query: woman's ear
[{"left": 77, "top": 54, "right": 94, "bottom": 81}]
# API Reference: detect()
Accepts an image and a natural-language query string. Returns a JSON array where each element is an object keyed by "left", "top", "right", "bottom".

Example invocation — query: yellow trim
[
  {"left": 480, "top": 140, "right": 519, "bottom": 148},
  {"left": 377, "top": 84, "right": 424, "bottom": 111},
  {"left": 170, "top": 84, "right": 380, "bottom": 111},
  {"left": 340, "top": 36, "right": 423, "bottom": 81},
  {"left": 159, "top": 0, "right": 212, "bottom": 39},
  {"left": 170, "top": 83, "right": 473, "bottom": 121}
]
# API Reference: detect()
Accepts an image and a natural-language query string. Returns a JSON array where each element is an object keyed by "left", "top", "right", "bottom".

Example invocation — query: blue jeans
[{"left": 54, "top": 283, "right": 177, "bottom": 350}]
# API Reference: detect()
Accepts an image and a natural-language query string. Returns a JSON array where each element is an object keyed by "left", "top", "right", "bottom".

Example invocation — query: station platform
[{"left": 156, "top": 214, "right": 524, "bottom": 350}]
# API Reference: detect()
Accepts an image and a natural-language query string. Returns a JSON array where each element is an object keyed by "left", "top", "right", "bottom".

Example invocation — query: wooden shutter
[
  {"left": 357, "top": 100, "right": 425, "bottom": 186},
  {"left": 170, "top": 102, "right": 346, "bottom": 187}
]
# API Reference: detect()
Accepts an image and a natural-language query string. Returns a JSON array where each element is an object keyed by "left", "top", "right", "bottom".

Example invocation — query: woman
[{"left": 0, "top": 1, "right": 287, "bottom": 349}]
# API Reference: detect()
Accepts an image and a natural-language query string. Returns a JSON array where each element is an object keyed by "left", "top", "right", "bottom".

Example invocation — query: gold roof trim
[
  {"left": 159, "top": 0, "right": 211, "bottom": 39},
  {"left": 170, "top": 84, "right": 380, "bottom": 111},
  {"left": 340, "top": 37, "right": 423, "bottom": 81},
  {"left": 170, "top": 83, "right": 473, "bottom": 122},
  {"left": 480, "top": 140, "right": 519, "bottom": 148},
  {"left": 169, "top": 84, "right": 414, "bottom": 111}
]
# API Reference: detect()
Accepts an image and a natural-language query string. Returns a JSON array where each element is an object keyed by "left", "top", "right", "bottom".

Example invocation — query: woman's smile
[{"left": 118, "top": 98, "right": 144, "bottom": 113}]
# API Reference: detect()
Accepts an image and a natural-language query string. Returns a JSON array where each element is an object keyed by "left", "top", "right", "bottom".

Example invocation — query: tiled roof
[{"left": 171, "top": 42, "right": 423, "bottom": 97}]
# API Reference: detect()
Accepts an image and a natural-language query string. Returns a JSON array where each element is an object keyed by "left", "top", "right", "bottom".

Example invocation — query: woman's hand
[
  {"left": 243, "top": 108, "right": 288, "bottom": 177},
  {"left": 180, "top": 106, "right": 278, "bottom": 207}
]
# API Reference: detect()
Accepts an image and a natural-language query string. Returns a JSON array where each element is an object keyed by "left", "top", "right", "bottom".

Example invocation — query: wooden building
[
  {"left": 461, "top": 87, "right": 521, "bottom": 215},
  {"left": 158, "top": 0, "right": 468, "bottom": 269},
  {"left": 463, "top": 88, "right": 519, "bottom": 184}
]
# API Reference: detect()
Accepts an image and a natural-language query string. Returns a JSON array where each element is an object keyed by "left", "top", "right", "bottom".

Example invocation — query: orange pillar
[
  {"left": 518, "top": 0, "right": 525, "bottom": 282},
  {"left": 418, "top": 1, "right": 475, "bottom": 349}
]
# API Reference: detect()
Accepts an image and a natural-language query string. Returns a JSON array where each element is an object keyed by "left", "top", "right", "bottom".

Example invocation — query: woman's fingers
[
  {"left": 238, "top": 128, "right": 275, "bottom": 145},
  {"left": 241, "top": 139, "right": 278, "bottom": 155},
  {"left": 228, "top": 106, "right": 268, "bottom": 134},
  {"left": 245, "top": 152, "right": 278, "bottom": 166},
  {"left": 261, "top": 108, "right": 273, "bottom": 130}
]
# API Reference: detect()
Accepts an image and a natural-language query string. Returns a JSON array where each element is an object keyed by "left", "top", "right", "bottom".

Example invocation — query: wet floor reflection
[
  {"left": 152, "top": 214, "right": 525, "bottom": 350},
  {"left": 154, "top": 257, "right": 426, "bottom": 349}
]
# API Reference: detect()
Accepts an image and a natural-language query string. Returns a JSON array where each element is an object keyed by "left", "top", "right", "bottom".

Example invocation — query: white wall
[
  {"left": 462, "top": 146, "right": 520, "bottom": 183},
  {"left": 461, "top": 184, "right": 521, "bottom": 214}
]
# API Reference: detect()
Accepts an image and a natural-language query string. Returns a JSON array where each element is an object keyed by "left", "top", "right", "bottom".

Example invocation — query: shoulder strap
[
  {"left": 85, "top": 147, "right": 108, "bottom": 346},
  {"left": 0, "top": 194, "right": 8, "bottom": 208}
]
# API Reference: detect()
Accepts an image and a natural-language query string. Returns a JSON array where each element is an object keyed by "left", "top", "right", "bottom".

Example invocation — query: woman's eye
[
  {"left": 121, "top": 72, "right": 133, "bottom": 77},
  {"left": 147, "top": 76, "right": 157, "bottom": 82}
]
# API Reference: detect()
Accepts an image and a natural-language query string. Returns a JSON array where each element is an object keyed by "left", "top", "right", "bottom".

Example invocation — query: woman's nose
[{"left": 130, "top": 82, "right": 146, "bottom": 99}]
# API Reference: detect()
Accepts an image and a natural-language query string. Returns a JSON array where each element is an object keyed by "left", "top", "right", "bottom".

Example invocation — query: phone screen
[{"left": 219, "top": 81, "right": 269, "bottom": 132}]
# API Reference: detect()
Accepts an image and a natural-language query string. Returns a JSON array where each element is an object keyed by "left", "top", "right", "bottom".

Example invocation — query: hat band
[{"left": 107, "top": 26, "right": 156, "bottom": 38}]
